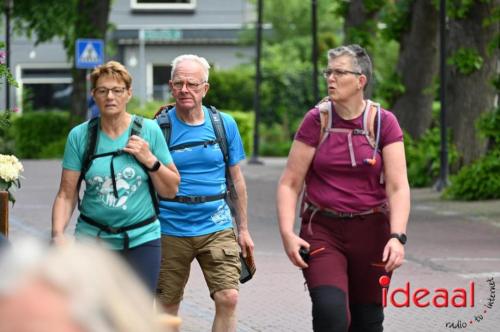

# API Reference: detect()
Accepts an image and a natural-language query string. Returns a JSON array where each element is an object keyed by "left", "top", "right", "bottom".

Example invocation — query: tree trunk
[
  {"left": 446, "top": 0, "right": 499, "bottom": 166},
  {"left": 70, "top": 0, "right": 111, "bottom": 123},
  {"left": 344, "top": 0, "right": 370, "bottom": 34},
  {"left": 343, "top": 0, "right": 381, "bottom": 98},
  {"left": 392, "top": 0, "right": 439, "bottom": 139}
]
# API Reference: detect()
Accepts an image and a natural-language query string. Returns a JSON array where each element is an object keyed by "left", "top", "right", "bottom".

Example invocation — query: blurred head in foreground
[{"left": 0, "top": 238, "right": 180, "bottom": 332}]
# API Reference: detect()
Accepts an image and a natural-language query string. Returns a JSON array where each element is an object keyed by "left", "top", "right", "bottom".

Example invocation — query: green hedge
[
  {"left": 12, "top": 111, "right": 71, "bottom": 159},
  {"left": 443, "top": 151, "right": 500, "bottom": 200},
  {"left": 443, "top": 108, "right": 500, "bottom": 200},
  {"left": 404, "top": 127, "right": 458, "bottom": 187},
  {"left": 259, "top": 123, "right": 293, "bottom": 157},
  {"left": 128, "top": 99, "right": 166, "bottom": 119},
  {"left": 0, "top": 113, "right": 17, "bottom": 155},
  {"left": 224, "top": 110, "right": 254, "bottom": 156}
]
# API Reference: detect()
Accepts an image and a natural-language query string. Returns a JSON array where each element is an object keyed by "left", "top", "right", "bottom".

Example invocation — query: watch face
[{"left": 400, "top": 233, "right": 407, "bottom": 244}]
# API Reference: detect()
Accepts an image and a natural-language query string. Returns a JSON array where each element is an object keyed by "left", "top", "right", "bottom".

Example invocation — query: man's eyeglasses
[
  {"left": 171, "top": 80, "right": 207, "bottom": 91},
  {"left": 94, "top": 87, "right": 127, "bottom": 97},
  {"left": 322, "top": 68, "right": 362, "bottom": 79}
]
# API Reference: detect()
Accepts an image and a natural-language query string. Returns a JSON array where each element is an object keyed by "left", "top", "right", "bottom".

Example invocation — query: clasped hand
[{"left": 123, "top": 135, "right": 155, "bottom": 166}]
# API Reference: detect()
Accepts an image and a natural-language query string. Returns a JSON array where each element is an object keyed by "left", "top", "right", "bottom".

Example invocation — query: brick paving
[{"left": 7, "top": 159, "right": 500, "bottom": 331}]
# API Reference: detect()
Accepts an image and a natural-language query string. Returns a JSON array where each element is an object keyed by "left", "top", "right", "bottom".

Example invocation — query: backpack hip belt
[
  {"left": 79, "top": 214, "right": 157, "bottom": 250},
  {"left": 305, "top": 201, "right": 389, "bottom": 219},
  {"left": 303, "top": 200, "right": 389, "bottom": 236},
  {"left": 160, "top": 192, "right": 226, "bottom": 204}
]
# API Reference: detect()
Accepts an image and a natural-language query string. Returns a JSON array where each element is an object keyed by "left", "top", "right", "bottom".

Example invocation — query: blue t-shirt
[
  {"left": 63, "top": 115, "right": 173, "bottom": 249},
  {"left": 158, "top": 106, "right": 246, "bottom": 237}
]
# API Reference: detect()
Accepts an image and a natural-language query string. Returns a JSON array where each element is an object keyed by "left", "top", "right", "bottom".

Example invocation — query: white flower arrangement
[{"left": 0, "top": 154, "right": 24, "bottom": 204}]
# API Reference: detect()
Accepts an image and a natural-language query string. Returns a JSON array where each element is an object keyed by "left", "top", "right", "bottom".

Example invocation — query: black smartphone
[{"left": 299, "top": 247, "right": 310, "bottom": 263}]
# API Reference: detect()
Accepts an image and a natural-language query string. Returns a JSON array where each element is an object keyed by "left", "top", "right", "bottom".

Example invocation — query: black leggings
[
  {"left": 119, "top": 238, "right": 161, "bottom": 294},
  {"left": 310, "top": 286, "right": 384, "bottom": 332}
]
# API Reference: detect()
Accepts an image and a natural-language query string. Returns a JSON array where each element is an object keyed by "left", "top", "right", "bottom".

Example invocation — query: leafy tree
[
  {"left": 445, "top": 0, "right": 499, "bottom": 165},
  {"left": 338, "top": 0, "right": 385, "bottom": 50},
  {"left": 12, "top": 0, "right": 111, "bottom": 123},
  {"left": 384, "top": 0, "right": 439, "bottom": 139},
  {"left": 0, "top": 41, "right": 19, "bottom": 154},
  {"left": 243, "top": 0, "right": 341, "bottom": 130}
]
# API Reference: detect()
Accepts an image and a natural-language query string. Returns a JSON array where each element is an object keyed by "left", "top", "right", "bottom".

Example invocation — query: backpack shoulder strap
[
  {"left": 155, "top": 104, "right": 175, "bottom": 146},
  {"left": 81, "top": 117, "right": 99, "bottom": 178},
  {"left": 362, "top": 99, "right": 381, "bottom": 150},
  {"left": 207, "top": 106, "right": 229, "bottom": 163},
  {"left": 317, "top": 97, "right": 333, "bottom": 147},
  {"left": 207, "top": 106, "right": 238, "bottom": 202},
  {"left": 131, "top": 115, "right": 159, "bottom": 215},
  {"left": 77, "top": 117, "right": 99, "bottom": 209},
  {"left": 131, "top": 115, "right": 144, "bottom": 137}
]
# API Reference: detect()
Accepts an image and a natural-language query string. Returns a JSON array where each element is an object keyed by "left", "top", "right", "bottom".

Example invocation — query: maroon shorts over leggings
[{"left": 300, "top": 210, "right": 391, "bottom": 330}]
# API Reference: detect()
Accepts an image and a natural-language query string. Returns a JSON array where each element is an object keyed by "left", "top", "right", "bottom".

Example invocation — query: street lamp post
[
  {"left": 249, "top": 0, "right": 263, "bottom": 165},
  {"left": 435, "top": 0, "right": 449, "bottom": 191},
  {"left": 4, "top": 0, "right": 13, "bottom": 111}
]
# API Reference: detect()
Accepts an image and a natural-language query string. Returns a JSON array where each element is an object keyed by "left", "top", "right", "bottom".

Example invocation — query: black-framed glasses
[
  {"left": 94, "top": 87, "right": 127, "bottom": 98},
  {"left": 171, "top": 80, "right": 207, "bottom": 91},
  {"left": 322, "top": 68, "right": 362, "bottom": 79}
]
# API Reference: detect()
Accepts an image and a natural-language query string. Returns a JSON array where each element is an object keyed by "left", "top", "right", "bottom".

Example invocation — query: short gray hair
[
  {"left": 327, "top": 44, "right": 372, "bottom": 89},
  {"left": 171, "top": 54, "right": 211, "bottom": 82}
]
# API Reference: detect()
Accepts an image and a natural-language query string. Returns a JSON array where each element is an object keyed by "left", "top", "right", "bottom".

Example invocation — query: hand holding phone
[{"left": 299, "top": 247, "right": 310, "bottom": 263}]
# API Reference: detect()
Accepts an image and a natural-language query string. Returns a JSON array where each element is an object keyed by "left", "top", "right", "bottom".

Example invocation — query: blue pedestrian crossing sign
[{"left": 75, "top": 39, "right": 104, "bottom": 69}]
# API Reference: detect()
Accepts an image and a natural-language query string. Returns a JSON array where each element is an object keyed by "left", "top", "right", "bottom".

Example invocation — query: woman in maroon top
[{"left": 277, "top": 45, "right": 410, "bottom": 332}]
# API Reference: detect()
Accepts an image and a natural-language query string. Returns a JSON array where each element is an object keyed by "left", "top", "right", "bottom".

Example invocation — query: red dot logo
[{"left": 379, "top": 275, "right": 391, "bottom": 288}]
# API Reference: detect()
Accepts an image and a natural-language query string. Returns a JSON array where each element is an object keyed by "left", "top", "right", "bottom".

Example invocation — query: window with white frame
[
  {"left": 18, "top": 66, "right": 73, "bottom": 112},
  {"left": 152, "top": 65, "right": 172, "bottom": 101},
  {"left": 131, "top": 0, "right": 196, "bottom": 10}
]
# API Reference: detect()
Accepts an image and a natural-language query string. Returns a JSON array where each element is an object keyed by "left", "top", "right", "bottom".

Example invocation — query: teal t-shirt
[{"left": 63, "top": 115, "right": 173, "bottom": 250}]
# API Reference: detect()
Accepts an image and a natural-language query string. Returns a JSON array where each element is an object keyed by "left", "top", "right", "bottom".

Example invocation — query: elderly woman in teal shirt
[{"left": 51, "top": 61, "right": 180, "bottom": 292}]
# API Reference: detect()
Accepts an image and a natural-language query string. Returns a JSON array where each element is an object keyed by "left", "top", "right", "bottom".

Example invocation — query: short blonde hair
[{"left": 90, "top": 61, "right": 132, "bottom": 89}]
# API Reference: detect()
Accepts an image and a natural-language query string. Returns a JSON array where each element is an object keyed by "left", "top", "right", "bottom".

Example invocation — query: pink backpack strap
[
  {"left": 363, "top": 100, "right": 377, "bottom": 148},
  {"left": 317, "top": 98, "right": 332, "bottom": 147},
  {"left": 327, "top": 128, "right": 357, "bottom": 167}
]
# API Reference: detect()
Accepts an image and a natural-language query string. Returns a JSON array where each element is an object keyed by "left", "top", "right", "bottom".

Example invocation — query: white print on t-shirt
[
  {"left": 210, "top": 203, "right": 231, "bottom": 226},
  {"left": 87, "top": 166, "right": 142, "bottom": 210},
  {"left": 172, "top": 147, "right": 193, "bottom": 153}
]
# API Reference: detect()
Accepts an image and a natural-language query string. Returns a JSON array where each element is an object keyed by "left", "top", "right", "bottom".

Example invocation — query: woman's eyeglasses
[
  {"left": 322, "top": 68, "right": 362, "bottom": 79},
  {"left": 94, "top": 87, "right": 127, "bottom": 97},
  {"left": 171, "top": 80, "right": 207, "bottom": 91}
]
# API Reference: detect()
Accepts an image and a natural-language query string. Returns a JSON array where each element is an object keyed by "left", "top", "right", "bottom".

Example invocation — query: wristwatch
[
  {"left": 146, "top": 160, "right": 161, "bottom": 172},
  {"left": 390, "top": 233, "right": 407, "bottom": 245}
]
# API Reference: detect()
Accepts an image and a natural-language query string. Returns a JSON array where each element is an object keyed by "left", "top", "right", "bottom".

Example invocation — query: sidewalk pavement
[{"left": 6, "top": 158, "right": 500, "bottom": 331}]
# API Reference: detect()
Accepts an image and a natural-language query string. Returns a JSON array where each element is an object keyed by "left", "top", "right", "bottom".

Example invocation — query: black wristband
[
  {"left": 146, "top": 160, "right": 161, "bottom": 172},
  {"left": 390, "top": 233, "right": 407, "bottom": 245}
]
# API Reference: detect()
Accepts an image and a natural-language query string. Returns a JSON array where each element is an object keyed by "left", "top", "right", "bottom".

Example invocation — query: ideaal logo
[
  {"left": 378, "top": 276, "right": 475, "bottom": 308},
  {"left": 379, "top": 276, "right": 496, "bottom": 329}
]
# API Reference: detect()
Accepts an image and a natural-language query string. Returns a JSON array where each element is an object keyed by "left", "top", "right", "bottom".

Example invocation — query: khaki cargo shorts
[{"left": 157, "top": 228, "right": 241, "bottom": 305}]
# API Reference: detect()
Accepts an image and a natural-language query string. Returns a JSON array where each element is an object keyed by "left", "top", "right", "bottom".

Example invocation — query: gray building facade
[{"left": 1, "top": 0, "right": 255, "bottom": 112}]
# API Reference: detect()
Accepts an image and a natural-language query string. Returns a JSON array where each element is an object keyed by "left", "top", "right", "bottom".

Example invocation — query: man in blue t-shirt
[{"left": 156, "top": 54, "right": 254, "bottom": 331}]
